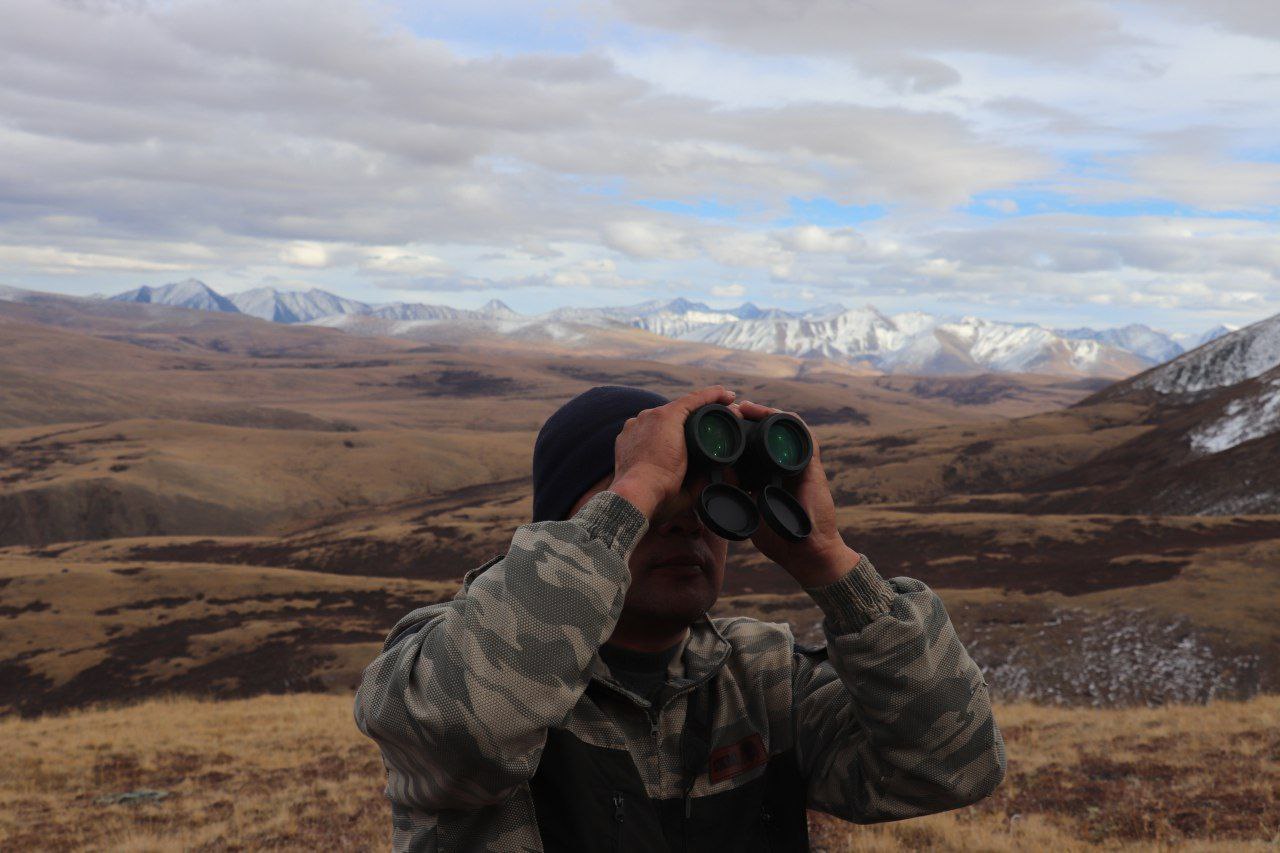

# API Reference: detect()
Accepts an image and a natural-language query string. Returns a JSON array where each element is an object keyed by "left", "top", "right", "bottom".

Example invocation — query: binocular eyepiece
[{"left": 683, "top": 403, "right": 814, "bottom": 542}]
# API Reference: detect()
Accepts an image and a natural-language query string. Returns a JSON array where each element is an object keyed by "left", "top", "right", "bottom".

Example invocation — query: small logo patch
[{"left": 708, "top": 733, "right": 768, "bottom": 784}]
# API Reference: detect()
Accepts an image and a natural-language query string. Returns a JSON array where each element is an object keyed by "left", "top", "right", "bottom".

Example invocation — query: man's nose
[{"left": 655, "top": 480, "right": 706, "bottom": 535}]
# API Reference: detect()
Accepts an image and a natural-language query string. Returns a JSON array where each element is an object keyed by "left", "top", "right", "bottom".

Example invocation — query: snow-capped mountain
[
  {"left": 366, "top": 302, "right": 467, "bottom": 321},
  {"left": 474, "top": 299, "right": 521, "bottom": 321},
  {"left": 1193, "top": 324, "right": 1238, "bottom": 348},
  {"left": 103, "top": 282, "right": 1240, "bottom": 379},
  {"left": 110, "top": 279, "right": 238, "bottom": 313},
  {"left": 0, "top": 283, "right": 40, "bottom": 302},
  {"left": 1054, "top": 324, "right": 1185, "bottom": 364},
  {"left": 1131, "top": 313, "right": 1280, "bottom": 398},
  {"left": 228, "top": 287, "right": 369, "bottom": 324},
  {"left": 614, "top": 302, "right": 1148, "bottom": 378},
  {"left": 694, "top": 307, "right": 911, "bottom": 363},
  {"left": 1056, "top": 310, "right": 1280, "bottom": 514}
]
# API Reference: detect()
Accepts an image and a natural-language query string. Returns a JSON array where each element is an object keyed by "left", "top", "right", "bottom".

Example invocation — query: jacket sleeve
[
  {"left": 353, "top": 489, "right": 648, "bottom": 811},
  {"left": 790, "top": 553, "right": 1006, "bottom": 823}
]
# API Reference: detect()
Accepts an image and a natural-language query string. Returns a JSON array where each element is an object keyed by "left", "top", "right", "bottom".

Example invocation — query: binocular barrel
[{"left": 683, "top": 403, "right": 814, "bottom": 542}]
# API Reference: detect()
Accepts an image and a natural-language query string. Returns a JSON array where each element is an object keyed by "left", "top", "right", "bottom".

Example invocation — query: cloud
[
  {"left": 608, "top": 0, "right": 1128, "bottom": 60},
  {"left": 280, "top": 242, "right": 330, "bottom": 267},
  {"left": 601, "top": 221, "right": 697, "bottom": 259},
  {"left": 545, "top": 257, "right": 644, "bottom": 289},
  {"left": 1144, "top": 0, "right": 1280, "bottom": 41},
  {"left": 1127, "top": 151, "right": 1280, "bottom": 211},
  {"left": 0, "top": 0, "right": 1047, "bottom": 318},
  {"left": 382, "top": 274, "right": 501, "bottom": 292},
  {"left": 776, "top": 226, "right": 865, "bottom": 254},
  {"left": 0, "top": 244, "right": 191, "bottom": 274},
  {"left": 855, "top": 54, "right": 962, "bottom": 94},
  {"left": 361, "top": 247, "right": 452, "bottom": 276},
  {"left": 1, "top": 0, "right": 1278, "bottom": 330}
]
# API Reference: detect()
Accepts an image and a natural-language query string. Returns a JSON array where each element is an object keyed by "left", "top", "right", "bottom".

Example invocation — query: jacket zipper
[
  {"left": 597, "top": 671, "right": 722, "bottom": 838},
  {"left": 613, "top": 791, "right": 625, "bottom": 852}
]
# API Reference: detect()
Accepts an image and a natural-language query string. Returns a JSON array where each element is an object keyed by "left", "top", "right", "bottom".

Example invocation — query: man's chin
[{"left": 622, "top": 575, "right": 717, "bottom": 626}]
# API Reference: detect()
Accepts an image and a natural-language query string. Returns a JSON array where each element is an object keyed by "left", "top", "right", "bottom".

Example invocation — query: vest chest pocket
[
  {"left": 607, "top": 788, "right": 669, "bottom": 852},
  {"left": 681, "top": 749, "right": 811, "bottom": 852}
]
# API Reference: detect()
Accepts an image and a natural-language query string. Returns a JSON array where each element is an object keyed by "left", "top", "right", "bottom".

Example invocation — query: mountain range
[
  {"left": 106, "top": 278, "right": 1236, "bottom": 378},
  {"left": 1025, "top": 310, "right": 1280, "bottom": 514}
]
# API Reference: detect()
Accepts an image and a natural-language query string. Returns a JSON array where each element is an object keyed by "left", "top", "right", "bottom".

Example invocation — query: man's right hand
[{"left": 609, "top": 385, "right": 737, "bottom": 519}]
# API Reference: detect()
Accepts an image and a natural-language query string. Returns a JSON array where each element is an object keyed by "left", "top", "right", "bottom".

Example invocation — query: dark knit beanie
[{"left": 532, "top": 385, "right": 670, "bottom": 522}]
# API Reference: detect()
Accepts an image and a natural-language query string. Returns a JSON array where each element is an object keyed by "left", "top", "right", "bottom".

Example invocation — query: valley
[{"left": 1, "top": 286, "right": 1277, "bottom": 848}]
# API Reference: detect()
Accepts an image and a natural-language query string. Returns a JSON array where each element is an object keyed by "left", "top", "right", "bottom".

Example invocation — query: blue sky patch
[{"left": 777, "top": 197, "right": 886, "bottom": 227}]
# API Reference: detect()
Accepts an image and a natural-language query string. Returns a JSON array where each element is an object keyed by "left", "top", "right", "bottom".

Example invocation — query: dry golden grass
[
  {"left": 0, "top": 554, "right": 456, "bottom": 716},
  {"left": 1, "top": 693, "right": 1275, "bottom": 851},
  {"left": 815, "top": 696, "right": 1280, "bottom": 851},
  {"left": 0, "top": 418, "right": 536, "bottom": 546},
  {"left": 1, "top": 693, "right": 387, "bottom": 851}
]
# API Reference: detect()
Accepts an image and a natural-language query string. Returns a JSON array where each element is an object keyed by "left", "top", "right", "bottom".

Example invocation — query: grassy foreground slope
[
  {"left": 2, "top": 693, "right": 1275, "bottom": 851},
  {"left": 3, "top": 531, "right": 1275, "bottom": 717}
]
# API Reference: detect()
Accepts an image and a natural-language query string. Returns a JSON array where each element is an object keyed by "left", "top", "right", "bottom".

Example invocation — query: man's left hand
[{"left": 727, "top": 400, "right": 861, "bottom": 588}]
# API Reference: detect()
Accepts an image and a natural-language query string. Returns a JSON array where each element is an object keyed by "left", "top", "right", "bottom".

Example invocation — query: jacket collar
[{"left": 587, "top": 614, "right": 731, "bottom": 709}]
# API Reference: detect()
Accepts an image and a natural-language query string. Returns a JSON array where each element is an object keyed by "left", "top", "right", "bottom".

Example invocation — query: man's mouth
[{"left": 649, "top": 560, "right": 708, "bottom": 578}]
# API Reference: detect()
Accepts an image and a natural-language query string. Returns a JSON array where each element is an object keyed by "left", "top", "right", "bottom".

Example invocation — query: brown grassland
[
  {"left": 2, "top": 294, "right": 1278, "bottom": 849},
  {"left": 1, "top": 693, "right": 1276, "bottom": 851}
]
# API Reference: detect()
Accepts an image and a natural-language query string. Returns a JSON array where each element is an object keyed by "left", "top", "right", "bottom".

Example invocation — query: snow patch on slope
[
  {"left": 1189, "top": 379, "right": 1280, "bottom": 455},
  {"left": 1137, "top": 314, "right": 1280, "bottom": 396}
]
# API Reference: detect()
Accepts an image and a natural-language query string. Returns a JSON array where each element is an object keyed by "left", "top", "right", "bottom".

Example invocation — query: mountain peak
[
  {"left": 1195, "top": 324, "right": 1239, "bottom": 348},
  {"left": 227, "top": 286, "right": 369, "bottom": 324},
  {"left": 1132, "top": 312, "right": 1280, "bottom": 397},
  {"left": 109, "top": 279, "right": 239, "bottom": 313},
  {"left": 477, "top": 298, "right": 519, "bottom": 319},
  {"left": 662, "top": 297, "right": 715, "bottom": 314}
]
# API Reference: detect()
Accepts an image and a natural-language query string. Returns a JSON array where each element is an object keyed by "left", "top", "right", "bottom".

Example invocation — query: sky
[{"left": 1, "top": 0, "right": 1279, "bottom": 335}]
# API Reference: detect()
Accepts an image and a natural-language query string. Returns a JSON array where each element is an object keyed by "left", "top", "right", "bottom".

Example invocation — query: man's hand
[
  {"left": 729, "top": 399, "right": 861, "bottom": 588},
  {"left": 610, "top": 384, "right": 737, "bottom": 520}
]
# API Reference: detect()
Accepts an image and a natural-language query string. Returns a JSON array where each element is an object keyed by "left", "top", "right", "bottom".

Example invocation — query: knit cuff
[
  {"left": 803, "top": 553, "right": 896, "bottom": 634},
  {"left": 574, "top": 489, "right": 650, "bottom": 561}
]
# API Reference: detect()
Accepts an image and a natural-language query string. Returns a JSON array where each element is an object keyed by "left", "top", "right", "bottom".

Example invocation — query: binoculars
[{"left": 683, "top": 403, "right": 814, "bottom": 542}]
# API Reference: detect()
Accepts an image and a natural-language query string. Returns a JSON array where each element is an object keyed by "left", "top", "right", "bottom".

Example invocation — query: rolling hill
[{"left": 1, "top": 285, "right": 1277, "bottom": 726}]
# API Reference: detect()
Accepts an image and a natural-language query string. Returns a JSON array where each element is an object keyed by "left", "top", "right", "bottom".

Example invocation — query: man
[{"left": 355, "top": 384, "right": 1005, "bottom": 851}]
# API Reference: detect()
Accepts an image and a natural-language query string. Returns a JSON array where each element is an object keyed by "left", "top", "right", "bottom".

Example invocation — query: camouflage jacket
[{"left": 354, "top": 489, "right": 1006, "bottom": 851}]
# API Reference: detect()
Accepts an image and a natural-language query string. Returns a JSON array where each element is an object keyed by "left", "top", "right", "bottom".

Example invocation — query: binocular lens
[
  {"left": 766, "top": 421, "right": 805, "bottom": 467},
  {"left": 685, "top": 402, "right": 814, "bottom": 542},
  {"left": 697, "top": 411, "right": 739, "bottom": 461}
]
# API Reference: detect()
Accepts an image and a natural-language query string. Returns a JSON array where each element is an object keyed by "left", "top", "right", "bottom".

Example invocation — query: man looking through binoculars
[
  {"left": 585, "top": 392, "right": 865, "bottom": 658},
  {"left": 356, "top": 384, "right": 1006, "bottom": 852}
]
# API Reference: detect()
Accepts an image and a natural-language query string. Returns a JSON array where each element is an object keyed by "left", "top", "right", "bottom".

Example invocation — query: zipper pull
[
  {"left": 613, "top": 791, "right": 625, "bottom": 823},
  {"left": 684, "top": 787, "right": 693, "bottom": 818}
]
